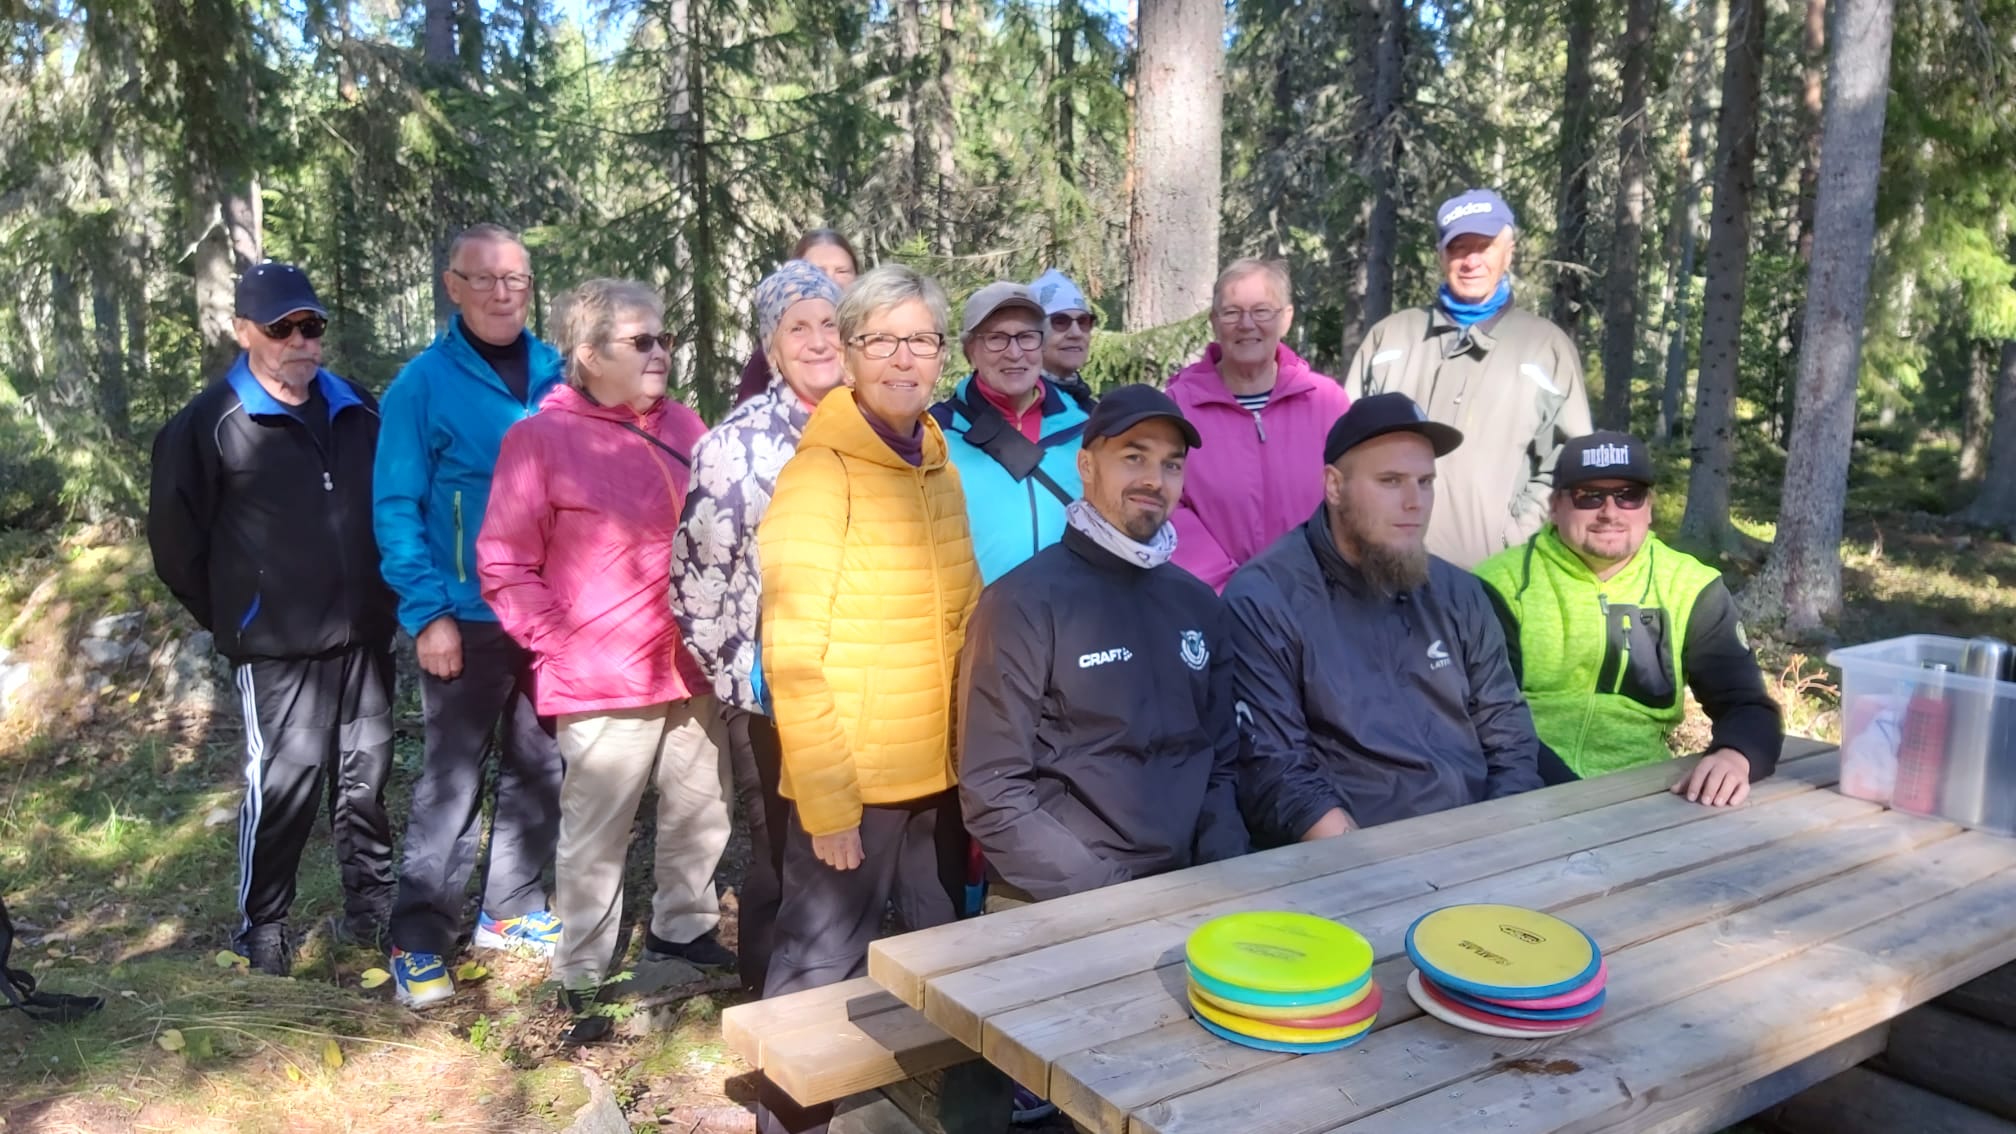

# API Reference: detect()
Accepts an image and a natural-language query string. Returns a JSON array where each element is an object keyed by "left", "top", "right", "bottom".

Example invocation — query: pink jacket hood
[
  {"left": 477, "top": 384, "right": 710, "bottom": 715},
  {"left": 1166, "top": 342, "right": 1350, "bottom": 590}
]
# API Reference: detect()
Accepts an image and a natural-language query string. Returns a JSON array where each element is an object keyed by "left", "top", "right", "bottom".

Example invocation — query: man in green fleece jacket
[{"left": 1475, "top": 431, "right": 1781, "bottom": 807}]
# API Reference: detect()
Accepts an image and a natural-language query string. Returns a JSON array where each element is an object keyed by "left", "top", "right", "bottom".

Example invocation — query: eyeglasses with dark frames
[
  {"left": 847, "top": 332, "right": 947, "bottom": 360},
  {"left": 258, "top": 315, "right": 329, "bottom": 341},
  {"left": 451, "top": 269, "right": 535, "bottom": 293},
  {"left": 1568, "top": 485, "right": 1650, "bottom": 511}
]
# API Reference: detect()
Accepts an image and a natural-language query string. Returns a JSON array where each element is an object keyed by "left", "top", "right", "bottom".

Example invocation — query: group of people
[{"left": 146, "top": 189, "right": 1783, "bottom": 1134}]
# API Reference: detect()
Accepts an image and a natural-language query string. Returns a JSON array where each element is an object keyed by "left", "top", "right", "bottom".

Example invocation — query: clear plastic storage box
[{"left": 1829, "top": 634, "right": 2016, "bottom": 837}]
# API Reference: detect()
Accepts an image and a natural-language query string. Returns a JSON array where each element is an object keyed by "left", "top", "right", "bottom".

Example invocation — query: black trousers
[
  {"left": 756, "top": 791, "right": 967, "bottom": 1134},
  {"left": 389, "top": 620, "right": 562, "bottom": 957},
  {"left": 724, "top": 707, "right": 787, "bottom": 993},
  {"left": 232, "top": 645, "right": 395, "bottom": 937}
]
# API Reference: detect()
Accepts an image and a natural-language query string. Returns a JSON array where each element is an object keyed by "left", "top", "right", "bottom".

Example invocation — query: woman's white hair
[
  {"left": 1211, "top": 258, "right": 1293, "bottom": 311},
  {"left": 553, "top": 278, "right": 664, "bottom": 388},
  {"left": 835, "top": 264, "right": 949, "bottom": 344}
]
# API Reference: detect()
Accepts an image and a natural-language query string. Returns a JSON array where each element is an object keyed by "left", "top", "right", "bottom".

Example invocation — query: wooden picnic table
[{"left": 861, "top": 738, "right": 2016, "bottom": 1134}]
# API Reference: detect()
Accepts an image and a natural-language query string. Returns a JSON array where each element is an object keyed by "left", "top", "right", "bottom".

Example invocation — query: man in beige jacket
[{"left": 1344, "top": 189, "right": 1593, "bottom": 568}]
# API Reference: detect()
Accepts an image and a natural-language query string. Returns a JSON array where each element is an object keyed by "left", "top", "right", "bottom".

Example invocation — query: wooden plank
[
  {"left": 986, "top": 786, "right": 1878, "bottom": 1100},
  {"left": 761, "top": 1001, "right": 978, "bottom": 1107},
  {"left": 1940, "top": 962, "right": 2016, "bottom": 1030},
  {"left": 1319, "top": 848, "right": 2016, "bottom": 1133},
  {"left": 869, "top": 745, "right": 1835, "bottom": 1008},
  {"left": 1065, "top": 808, "right": 1948, "bottom": 1134},
  {"left": 1627, "top": 1025, "right": 1887, "bottom": 1134},
  {"left": 921, "top": 756, "right": 1841, "bottom": 1052},
  {"left": 721, "top": 976, "right": 912, "bottom": 1068},
  {"left": 1872, "top": 1003, "right": 2016, "bottom": 1122},
  {"left": 1128, "top": 815, "right": 1998, "bottom": 1134},
  {"left": 1763, "top": 1066, "right": 2016, "bottom": 1134}
]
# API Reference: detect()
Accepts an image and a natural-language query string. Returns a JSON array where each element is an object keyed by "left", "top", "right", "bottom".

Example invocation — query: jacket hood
[
  {"left": 800, "top": 387, "right": 949, "bottom": 471},
  {"left": 1170, "top": 342, "right": 1325, "bottom": 410}
]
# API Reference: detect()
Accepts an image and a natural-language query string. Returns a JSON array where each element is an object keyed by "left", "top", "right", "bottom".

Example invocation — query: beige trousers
[{"left": 552, "top": 696, "right": 730, "bottom": 990}]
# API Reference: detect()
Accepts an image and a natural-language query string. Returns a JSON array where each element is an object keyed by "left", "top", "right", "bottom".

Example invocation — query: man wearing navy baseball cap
[
  {"left": 1342, "top": 188, "right": 1592, "bottom": 570},
  {"left": 148, "top": 261, "right": 398, "bottom": 975},
  {"left": 1225, "top": 392, "right": 1544, "bottom": 845},
  {"left": 1475, "top": 431, "right": 1782, "bottom": 807}
]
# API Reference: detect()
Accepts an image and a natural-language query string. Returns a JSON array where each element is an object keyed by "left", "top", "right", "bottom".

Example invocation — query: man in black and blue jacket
[{"left": 148, "top": 262, "right": 397, "bottom": 975}]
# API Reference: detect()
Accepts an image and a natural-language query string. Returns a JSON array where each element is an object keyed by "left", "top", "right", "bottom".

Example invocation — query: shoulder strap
[
  {"left": 949, "top": 387, "right": 1077, "bottom": 505},
  {"left": 619, "top": 420, "right": 692, "bottom": 468}
]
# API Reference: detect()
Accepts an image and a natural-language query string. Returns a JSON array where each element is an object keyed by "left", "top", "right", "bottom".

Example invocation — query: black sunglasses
[
  {"left": 1568, "top": 485, "right": 1650, "bottom": 511},
  {"left": 259, "top": 315, "right": 328, "bottom": 341},
  {"left": 1048, "top": 312, "right": 1097, "bottom": 333},
  {"left": 613, "top": 331, "right": 674, "bottom": 353}
]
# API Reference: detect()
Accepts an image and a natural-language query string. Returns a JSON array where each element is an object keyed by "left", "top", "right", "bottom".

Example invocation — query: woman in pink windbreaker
[
  {"left": 477, "top": 278, "right": 730, "bottom": 1045},
  {"left": 1167, "top": 258, "right": 1352, "bottom": 590}
]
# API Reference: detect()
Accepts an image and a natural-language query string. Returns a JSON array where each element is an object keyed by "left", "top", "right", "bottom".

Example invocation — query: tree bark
[
  {"left": 932, "top": 0, "right": 957, "bottom": 256},
  {"left": 1126, "top": 0, "right": 1223, "bottom": 330},
  {"left": 1659, "top": 0, "right": 1720, "bottom": 439},
  {"left": 426, "top": 0, "right": 457, "bottom": 328},
  {"left": 1598, "top": 0, "right": 1660, "bottom": 429},
  {"left": 1677, "top": 0, "right": 1766, "bottom": 555},
  {"left": 1338, "top": 0, "right": 1407, "bottom": 353},
  {"left": 1964, "top": 338, "right": 2016, "bottom": 530},
  {"left": 1746, "top": 0, "right": 1896, "bottom": 634},
  {"left": 1551, "top": 0, "right": 1599, "bottom": 341},
  {"left": 1960, "top": 343, "right": 1994, "bottom": 482}
]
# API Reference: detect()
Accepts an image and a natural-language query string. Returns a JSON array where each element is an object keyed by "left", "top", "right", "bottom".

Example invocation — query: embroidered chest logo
[
  {"left": 1426, "top": 639, "right": 1452, "bottom": 670},
  {"left": 1078, "top": 647, "right": 1133, "bottom": 669},
  {"left": 1180, "top": 630, "right": 1209, "bottom": 671}
]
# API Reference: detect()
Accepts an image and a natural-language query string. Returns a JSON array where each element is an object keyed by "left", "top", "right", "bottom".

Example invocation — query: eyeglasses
[
  {"left": 848, "top": 332, "right": 946, "bottom": 360},
  {"left": 258, "top": 315, "right": 328, "bottom": 341},
  {"left": 976, "top": 329, "right": 1044, "bottom": 353},
  {"left": 612, "top": 331, "right": 674, "bottom": 353},
  {"left": 451, "top": 269, "right": 535, "bottom": 293},
  {"left": 1213, "top": 305, "right": 1283, "bottom": 326},
  {"left": 1049, "top": 312, "right": 1097, "bottom": 333},
  {"left": 1568, "top": 485, "right": 1650, "bottom": 511}
]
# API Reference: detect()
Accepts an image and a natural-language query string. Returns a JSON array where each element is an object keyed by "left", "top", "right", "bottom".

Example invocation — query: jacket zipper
[
  {"left": 1251, "top": 409, "right": 1268, "bottom": 442},
  {"left": 1575, "top": 594, "right": 1610, "bottom": 758},
  {"left": 921, "top": 466, "right": 952, "bottom": 774},
  {"left": 454, "top": 490, "right": 468, "bottom": 583},
  {"left": 1026, "top": 479, "right": 1040, "bottom": 559}
]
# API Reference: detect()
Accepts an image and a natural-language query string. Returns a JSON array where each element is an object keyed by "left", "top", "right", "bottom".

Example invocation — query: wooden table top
[{"left": 866, "top": 739, "right": 2016, "bottom": 1133}]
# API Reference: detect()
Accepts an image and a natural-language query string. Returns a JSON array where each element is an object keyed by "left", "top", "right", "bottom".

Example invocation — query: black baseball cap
[
  {"left": 1555, "top": 431, "right": 1655, "bottom": 489},
  {"left": 234, "top": 261, "right": 326, "bottom": 324},
  {"left": 1083, "top": 384, "right": 1202, "bottom": 450},
  {"left": 1322, "top": 392, "right": 1463, "bottom": 464}
]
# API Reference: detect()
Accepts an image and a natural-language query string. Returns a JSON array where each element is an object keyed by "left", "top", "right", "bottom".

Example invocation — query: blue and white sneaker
[
  {"left": 391, "top": 948, "right": 454, "bottom": 1009},
  {"left": 473, "top": 908, "right": 563, "bottom": 956}
]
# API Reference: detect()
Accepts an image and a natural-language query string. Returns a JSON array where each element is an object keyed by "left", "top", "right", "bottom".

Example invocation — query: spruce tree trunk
[
  {"left": 1960, "top": 343, "right": 1993, "bottom": 483},
  {"left": 1551, "top": 0, "right": 1598, "bottom": 341},
  {"left": 932, "top": 0, "right": 957, "bottom": 257},
  {"left": 1964, "top": 337, "right": 2016, "bottom": 531},
  {"left": 1126, "top": 0, "right": 1223, "bottom": 330},
  {"left": 1659, "top": 0, "right": 1720, "bottom": 439},
  {"left": 1677, "top": 0, "right": 1765, "bottom": 556},
  {"left": 1339, "top": 0, "right": 1406, "bottom": 353},
  {"left": 1747, "top": 0, "right": 1896, "bottom": 634},
  {"left": 1598, "top": 0, "right": 1659, "bottom": 429}
]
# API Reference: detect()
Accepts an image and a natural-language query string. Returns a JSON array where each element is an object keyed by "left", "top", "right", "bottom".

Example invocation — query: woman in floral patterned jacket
[{"left": 670, "top": 259, "right": 846, "bottom": 993}]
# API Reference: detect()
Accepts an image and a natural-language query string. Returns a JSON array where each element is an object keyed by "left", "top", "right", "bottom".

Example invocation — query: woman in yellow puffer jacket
[{"left": 752, "top": 265, "right": 981, "bottom": 1131}]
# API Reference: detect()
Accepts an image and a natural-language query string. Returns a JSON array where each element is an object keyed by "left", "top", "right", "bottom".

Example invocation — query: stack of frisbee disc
[
  {"left": 1183, "top": 911, "right": 1381, "bottom": 1054},
  {"left": 1403, "top": 903, "right": 1607, "bottom": 1038}
]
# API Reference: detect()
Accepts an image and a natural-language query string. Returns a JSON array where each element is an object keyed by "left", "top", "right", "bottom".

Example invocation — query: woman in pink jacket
[
  {"left": 1168, "top": 258, "right": 1352, "bottom": 590},
  {"left": 477, "top": 278, "right": 728, "bottom": 1044}
]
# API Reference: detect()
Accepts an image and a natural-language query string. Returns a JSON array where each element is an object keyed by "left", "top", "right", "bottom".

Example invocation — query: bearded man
[{"left": 1225, "top": 392, "right": 1545, "bottom": 844}]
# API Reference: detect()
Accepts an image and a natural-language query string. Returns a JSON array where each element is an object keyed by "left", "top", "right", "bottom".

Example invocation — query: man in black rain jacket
[
  {"left": 957, "top": 384, "right": 1249, "bottom": 905},
  {"left": 1227, "top": 393, "right": 1544, "bottom": 845}
]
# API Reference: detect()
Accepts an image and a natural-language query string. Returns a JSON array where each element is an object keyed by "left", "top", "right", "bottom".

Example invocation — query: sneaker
[
  {"left": 390, "top": 948, "right": 455, "bottom": 1009},
  {"left": 473, "top": 909, "right": 562, "bottom": 956},
  {"left": 642, "top": 928, "right": 736, "bottom": 969},
  {"left": 1010, "top": 1085, "right": 1058, "bottom": 1125},
  {"left": 559, "top": 987, "right": 614, "bottom": 1047},
  {"left": 233, "top": 924, "right": 292, "bottom": 977}
]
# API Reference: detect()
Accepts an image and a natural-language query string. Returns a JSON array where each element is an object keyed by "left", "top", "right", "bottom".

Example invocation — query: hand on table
[
  {"left": 1300, "top": 807, "right": 1357, "bottom": 840},
  {"left": 1673, "top": 748, "right": 1751, "bottom": 807}
]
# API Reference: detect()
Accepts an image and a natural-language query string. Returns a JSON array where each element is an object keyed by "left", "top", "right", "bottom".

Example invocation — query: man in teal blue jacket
[
  {"left": 930, "top": 281, "right": 1095, "bottom": 585},
  {"left": 372, "top": 224, "right": 566, "bottom": 1008}
]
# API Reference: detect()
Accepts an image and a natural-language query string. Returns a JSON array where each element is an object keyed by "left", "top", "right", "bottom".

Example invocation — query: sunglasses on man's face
[
  {"left": 613, "top": 331, "right": 674, "bottom": 353},
  {"left": 259, "top": 315, "right": 328, "bottom": 341},
  {"left": 1049, "top": 312, "right": 1097, "bottom": 333},
  {"left": 1568, "top": 485, "right": 1650, "bottom": 511}
]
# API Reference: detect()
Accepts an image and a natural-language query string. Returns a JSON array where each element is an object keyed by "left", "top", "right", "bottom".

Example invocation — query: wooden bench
[{"left": 721, "top": 976, "right": 976, "bottom": 1107}]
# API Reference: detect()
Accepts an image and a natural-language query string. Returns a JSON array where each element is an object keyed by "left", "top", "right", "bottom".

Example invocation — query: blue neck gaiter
[{"left": 1438, "top": 278, "right": 1513, "bottom": 327}]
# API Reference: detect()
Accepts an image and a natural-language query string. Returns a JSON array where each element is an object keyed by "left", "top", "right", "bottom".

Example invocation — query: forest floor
[{"left": 0, "top": 435, "right": 2012, "bottom": 1132}]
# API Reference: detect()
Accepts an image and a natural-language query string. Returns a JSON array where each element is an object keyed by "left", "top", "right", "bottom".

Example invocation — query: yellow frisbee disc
[
  {"left": 1187, "top": 975, "right": 1374, "bottom": 1022},
  {"left": 1188, "top": 988, "right": 1376, "bottom": 1045},
  {"left": 1186, "top": 911, "right": 1373, "bottom": 995},
  {"left": 1404, "top": 904, "right": 1600, "bottom": 1000}
]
